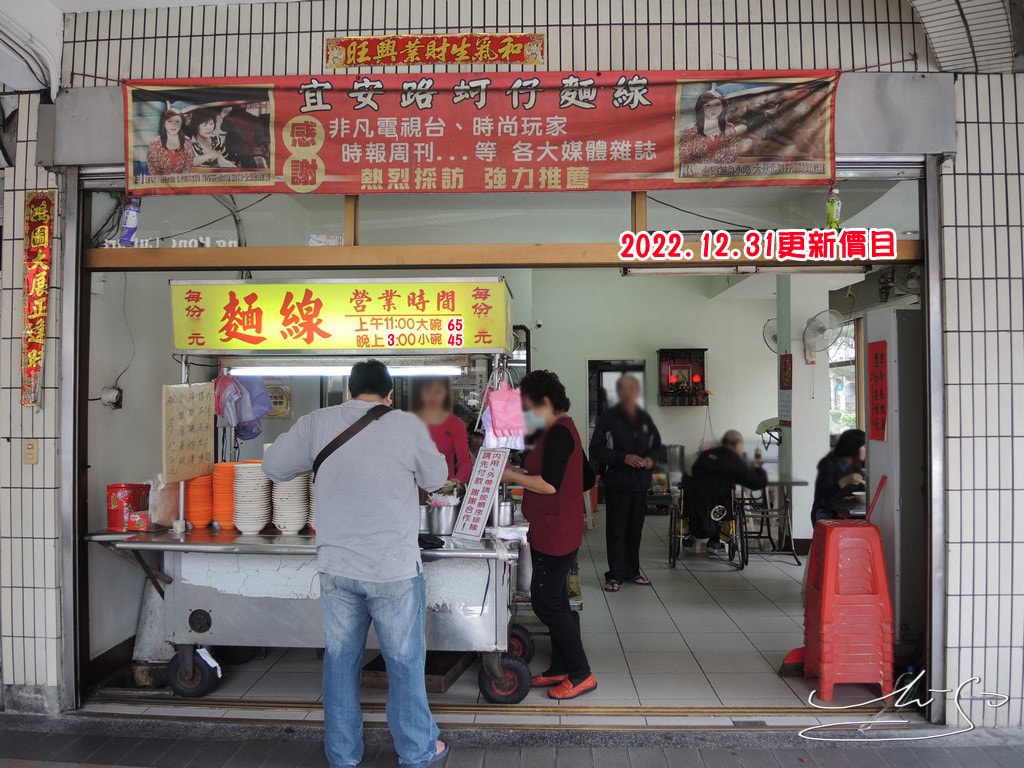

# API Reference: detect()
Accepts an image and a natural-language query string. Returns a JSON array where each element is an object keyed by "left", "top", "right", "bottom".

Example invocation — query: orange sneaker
[
  {"left": 531, "top": 673, "right": 569, "bottom": 687},
  {"left": 548, "top": 675, "right": 598, "bottom": 700}
]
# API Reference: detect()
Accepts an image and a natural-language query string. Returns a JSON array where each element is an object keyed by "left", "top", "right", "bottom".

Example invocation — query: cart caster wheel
[
  {"left": 478, "top": 657, "right": 531, "bottom": 704},
  {"left": 167, "top": 650, "right": 219, "bottom": 698},
  {"left": 507, "top": 624, "right": 535, "bottom": 663}
]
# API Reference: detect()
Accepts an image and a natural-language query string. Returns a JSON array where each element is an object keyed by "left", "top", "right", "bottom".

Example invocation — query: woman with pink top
[{"left": 413, "top": 378, "right": 472, "bottom": 484}]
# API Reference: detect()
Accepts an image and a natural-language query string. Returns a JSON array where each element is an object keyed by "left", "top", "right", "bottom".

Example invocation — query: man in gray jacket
[{"left": 264, "top": 360, "right": 450, "bottom": 768}]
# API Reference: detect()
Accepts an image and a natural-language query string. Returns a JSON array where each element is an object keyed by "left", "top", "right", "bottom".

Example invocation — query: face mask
[{"left": 523, "top": 410, "right": 547, "bottom": 431}]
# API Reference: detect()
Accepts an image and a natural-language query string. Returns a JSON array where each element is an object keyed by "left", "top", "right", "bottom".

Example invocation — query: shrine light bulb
[
  {"left": 669, "top": 375, "right": 678, "bottom": 384},
  {"left": 692, "top": 374, "right": 702, "bottom": 384}
]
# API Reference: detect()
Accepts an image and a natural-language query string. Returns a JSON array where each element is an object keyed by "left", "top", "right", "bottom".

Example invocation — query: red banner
[
  {"left": 325, "top": 33, "right": 545, "bottom": 68},
  {"left": 868, "top": 340, "right": 888, "bottom": 442},
  {"left": 124, "top": 70, "right": 837, "bottom": 196},
  {"left": 22, "top": 190, "right": 56, "bottom": 407}
]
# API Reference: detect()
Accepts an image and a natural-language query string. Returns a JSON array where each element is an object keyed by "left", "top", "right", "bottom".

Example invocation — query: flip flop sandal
[
  {"left": 631, "top": 576, "right": 653, "bottom": 586},
  {"left": 410, "top": 741, "right": 450, "bottom": 768},
  {"left": 603, "top": 580, "right": 621, "bottom": 592}
]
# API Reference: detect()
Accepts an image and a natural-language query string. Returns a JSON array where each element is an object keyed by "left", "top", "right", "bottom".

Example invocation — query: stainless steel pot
[
  {"left": 418, "top": 505, "right": 431, "bottom": 534},
  {"left": 663, "top": 444, "right": 685, "bottom": 474},
  {"left": 491, "top": 500, "right": 515, "bottom": 528},
  {"left": 516, "top": 541, "right": 533, "bottom": 594},
  {"left": 428, "top": 505, "right": 459, "bottom": 536}
]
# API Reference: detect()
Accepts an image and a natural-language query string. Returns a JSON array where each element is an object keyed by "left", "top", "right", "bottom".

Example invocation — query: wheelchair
[{"left": 669, "top": 486, "right": 748, "bottom": 570}]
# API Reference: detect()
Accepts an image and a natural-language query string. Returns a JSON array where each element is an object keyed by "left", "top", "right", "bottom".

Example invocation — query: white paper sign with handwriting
[{"left": 161, "top": 382, "right": 215, "bottom": 484}]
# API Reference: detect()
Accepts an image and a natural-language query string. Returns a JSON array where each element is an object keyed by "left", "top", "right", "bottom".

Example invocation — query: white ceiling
[{"left": 51, "top": 0, "right": 302, "bottom": 10}]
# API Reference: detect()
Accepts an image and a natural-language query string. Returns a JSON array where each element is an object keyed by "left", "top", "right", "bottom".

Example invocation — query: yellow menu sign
[{"left": 171, "top": 279, "right": 511, "bottom": 354}]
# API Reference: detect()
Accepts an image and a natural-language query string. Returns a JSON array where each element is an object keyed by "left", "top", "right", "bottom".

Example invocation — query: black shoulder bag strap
[{"left": 312, "top": 404, "right": 391, "bottom": 480}]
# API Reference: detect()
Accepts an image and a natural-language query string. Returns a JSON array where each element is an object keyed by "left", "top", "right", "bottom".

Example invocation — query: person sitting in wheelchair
[{"left": 685, "top": 430, "right": 768, "bottom": 553}]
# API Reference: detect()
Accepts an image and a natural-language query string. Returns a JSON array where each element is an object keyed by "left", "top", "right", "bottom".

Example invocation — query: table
[{"left": 738, "top": 475, "right": 808, "bottom": 565}]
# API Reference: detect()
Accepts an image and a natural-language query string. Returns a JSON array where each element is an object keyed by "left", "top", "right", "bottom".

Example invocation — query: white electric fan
[{"left": 802, "top": 310, "right": 845, "bottom": 364}]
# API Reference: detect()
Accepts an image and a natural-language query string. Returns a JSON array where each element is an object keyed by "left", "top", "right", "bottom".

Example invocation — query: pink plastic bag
[{"left": 488, "top": 380, "right": 526, "bottom": 438}]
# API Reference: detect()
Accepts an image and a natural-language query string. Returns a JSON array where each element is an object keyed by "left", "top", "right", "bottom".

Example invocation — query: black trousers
[
  {"left": 604, "top": 488, "right": 647, "bottom": 582},
  {"left": 530, "top": 547, "right": 591, "bottom": 684}
]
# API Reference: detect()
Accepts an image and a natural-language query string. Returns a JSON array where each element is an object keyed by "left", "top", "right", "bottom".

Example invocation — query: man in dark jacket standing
[
  {"left": 589, "top": 375, "right": 662, "bottom": 592},
  {"left": 690, "top": 430, "right": 768, "bottom": 552}
]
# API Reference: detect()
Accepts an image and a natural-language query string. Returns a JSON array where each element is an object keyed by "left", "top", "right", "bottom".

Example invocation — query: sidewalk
[{"left": 2, "top": 714, "right": 1024, "bottom": 768}]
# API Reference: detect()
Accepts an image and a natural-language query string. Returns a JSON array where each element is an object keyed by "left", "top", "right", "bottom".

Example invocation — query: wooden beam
[
  {"left": 630, "top": 191, "right": 648, "bottom": 233},
  {"left": 84, "top": 239, "right": 923, "bottom": 271},
  {"left": 343, "top": 195, "right": 359, "bottom": 246}
]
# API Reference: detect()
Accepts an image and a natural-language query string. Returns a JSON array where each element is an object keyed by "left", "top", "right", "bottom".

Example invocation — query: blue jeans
[{"left": 320, "top": 570, "right": 439, "bottom": 768}]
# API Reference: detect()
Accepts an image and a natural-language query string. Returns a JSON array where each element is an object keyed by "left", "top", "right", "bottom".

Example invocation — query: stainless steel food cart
[
  {"left": 103, "top": 277, "right": 535, "bottom": 702},
  {"left": 113, "top": 529, "right": 535, "bottom": 703}
]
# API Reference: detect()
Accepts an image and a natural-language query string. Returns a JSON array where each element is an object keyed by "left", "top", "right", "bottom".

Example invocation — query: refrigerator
[{"left": 864, "top": 308, "right": 927, "bottom": 665}]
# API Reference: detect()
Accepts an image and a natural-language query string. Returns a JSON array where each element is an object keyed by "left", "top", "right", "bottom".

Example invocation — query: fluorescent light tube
[{"left": 227, "top": 365, "right": 462, "bottom": 377}]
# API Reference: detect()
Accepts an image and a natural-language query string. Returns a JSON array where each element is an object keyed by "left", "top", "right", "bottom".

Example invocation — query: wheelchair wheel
[
  {"left": 739, "top": 508, "right": 750, "bottom": 567},
  {"left": 727, "top": 508, "right": 749, "bottom": 570},
  {"left": 668, "top": 504, "right": 681, "bottom": 567}
]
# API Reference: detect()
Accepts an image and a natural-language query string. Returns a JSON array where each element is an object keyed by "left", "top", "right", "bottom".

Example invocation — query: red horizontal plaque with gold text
[{"left": 325, "top": 33, "right": 545, "bottom": 68}]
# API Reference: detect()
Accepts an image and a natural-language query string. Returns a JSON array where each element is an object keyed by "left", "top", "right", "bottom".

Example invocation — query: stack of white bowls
[
  {"left": 272, "top": 475, "right": 310, "bottom": 533},
  {"left": 233, "top": 463, "right": 272, "bottom": 534},
  {"left": 307, "top": 474, "right": 318, "bottom": 532}
]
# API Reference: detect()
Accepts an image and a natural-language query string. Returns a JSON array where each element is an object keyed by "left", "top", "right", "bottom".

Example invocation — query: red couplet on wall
[{"left": 867, "top": 340, "right": 888, "bottom": 442}]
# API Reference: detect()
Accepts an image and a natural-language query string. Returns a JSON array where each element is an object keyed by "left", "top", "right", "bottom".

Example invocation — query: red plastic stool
[{"left": 803, "top": 520, "right": 894, "bottom": 701}]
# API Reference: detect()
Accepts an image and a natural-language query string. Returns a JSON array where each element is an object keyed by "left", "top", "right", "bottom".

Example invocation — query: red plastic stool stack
[{"left": 804, "top": 519, "right": 894, "bottom": 701}]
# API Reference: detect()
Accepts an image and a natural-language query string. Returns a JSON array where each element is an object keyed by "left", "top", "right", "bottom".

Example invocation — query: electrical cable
[
  {"left": 89, "top": 192, "right": 125, "bottom": 247},
  {"left": 172, "top": 354, "right": 219, "bottom": 367},
  {"left": 156, "top": 194, "right": 270, "bottom": 242},
  {"left": 213, "top": 194, "right": 247, "bottom": 247},
  {"left": 646, "top": 195, "right": 760, "bottom": 232},
  {"left": 112, "top": 274, "right": 136, "bottom": 388},
  {"left": 0, "top": 31, "right": 49, "bottom": 90}
]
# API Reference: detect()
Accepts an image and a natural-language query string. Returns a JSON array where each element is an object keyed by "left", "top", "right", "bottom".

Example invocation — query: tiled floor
[{"left": 88, "top": 511, "right": 894, "bottom": 721}]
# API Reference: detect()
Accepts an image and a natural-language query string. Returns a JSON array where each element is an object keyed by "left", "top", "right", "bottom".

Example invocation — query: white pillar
[{"left": 776, "top": 275, "right": 833, "bottom": 543}]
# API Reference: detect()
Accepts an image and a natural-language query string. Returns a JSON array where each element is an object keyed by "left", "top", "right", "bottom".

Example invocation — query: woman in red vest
[{"left": 502, "top": 370, "right": 597, "bottom": 700}]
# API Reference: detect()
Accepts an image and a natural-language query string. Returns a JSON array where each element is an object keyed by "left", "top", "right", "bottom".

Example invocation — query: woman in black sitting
[{"left": 810, "top": 429, "right": 866, "bottom": 524}]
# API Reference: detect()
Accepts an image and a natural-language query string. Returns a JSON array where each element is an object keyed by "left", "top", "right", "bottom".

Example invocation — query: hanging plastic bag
[
  {"left": 475, "top": 366, "right": 526, "bottom": 451},
  {"left": 488, "top": 380, "right": 526, "bottom": 438},
  {"left": 481, "top": 406, "right": 525, "bottom": 451}
]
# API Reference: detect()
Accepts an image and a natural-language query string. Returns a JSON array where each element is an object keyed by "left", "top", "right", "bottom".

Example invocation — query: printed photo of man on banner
[
  {"left": 675, "top": 74, "right": 836, "bottom": 185},
  {"left": 125, "top": 85, "right": 276, "bottom": 189}
]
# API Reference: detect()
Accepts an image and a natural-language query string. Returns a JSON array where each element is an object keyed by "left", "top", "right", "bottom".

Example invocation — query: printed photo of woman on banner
[
  {"left": 675, "top": 74, "right": 836, "bottom": 186},
  {"left": 126, "top": 85, "right": 275, "bottom": 189}
]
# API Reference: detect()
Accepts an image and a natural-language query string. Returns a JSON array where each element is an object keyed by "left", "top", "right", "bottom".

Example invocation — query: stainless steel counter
[{"left": 105, "top": 529, "right": 514, "bottom": 560}]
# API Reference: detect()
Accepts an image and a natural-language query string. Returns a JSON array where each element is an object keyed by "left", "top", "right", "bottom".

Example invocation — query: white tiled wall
[
  {"left": 940, "top": 73, "right": 1024, "bottom": 728},
  {"left": 0, "top": 91, "right": 63, "bottom": 710},
  {"left": 1, "top": 0, "right": 1020, "bottom": 725},
  {"left": 59, "top": 0, "right": 935, "bottom": 86}
]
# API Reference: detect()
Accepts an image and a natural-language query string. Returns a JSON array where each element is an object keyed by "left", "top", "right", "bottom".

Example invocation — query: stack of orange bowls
[
  {"left": 184, "top": 474, "right": 214, "bottom": 528},
  {"left": 213, "top": 463, "right": 236, "bottom": 530}
]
